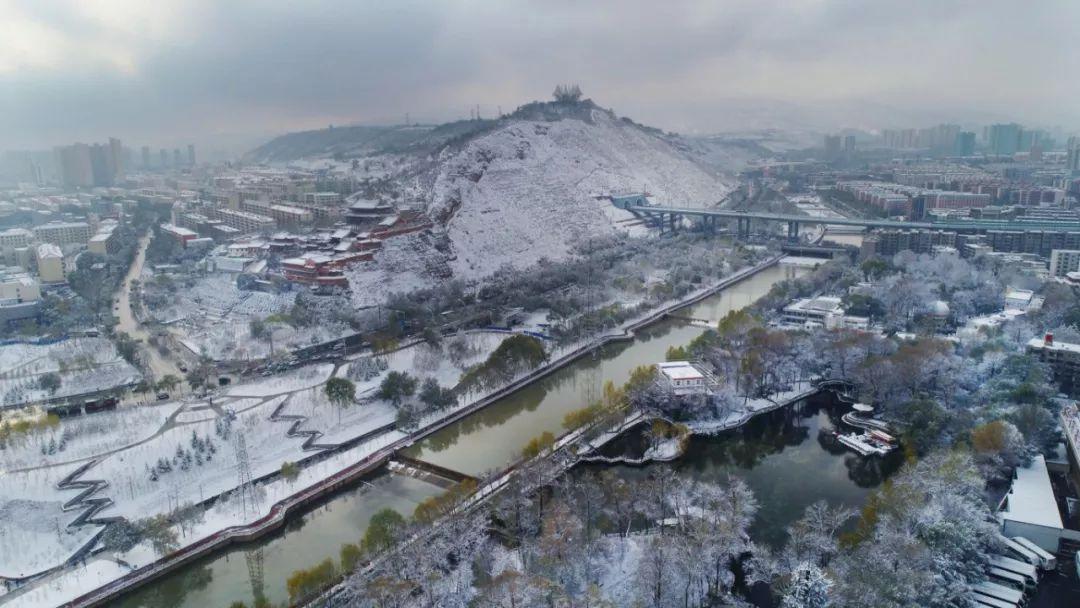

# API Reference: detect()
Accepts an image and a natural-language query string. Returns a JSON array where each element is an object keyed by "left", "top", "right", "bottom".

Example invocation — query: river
[
  {"left": 402, "top": 263, "right": 807, "bottom": 475},
  {"left": 114, "top": 473, "right": 443, "bottom": 608},
  {"left": 114, "top": 261, "right": 811, "bottom": 607}
]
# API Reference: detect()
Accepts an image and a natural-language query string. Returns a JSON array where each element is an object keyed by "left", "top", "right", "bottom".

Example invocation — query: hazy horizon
[{"left": 3, "top": 0, "right": 1078, "bottom": 152}]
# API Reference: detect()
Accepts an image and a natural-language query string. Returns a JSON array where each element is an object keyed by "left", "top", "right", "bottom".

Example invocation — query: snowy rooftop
[
  {"left": 161, "top": 223, "right": 198, "bottom": 237},
  {"left": 967, "top": 309, "right": 1026, "bottom": 329},
  {"left": 785, "top": 296, "right": 843, "bottom": 314},
  {"left": 1028, "top": 337, "right": 1080, "bottom": 354},
  {"left": 349, "top": 198, "right": 392, "bottom": 210},
  {"left": 658, "top": 361, "right": 704, "bottom": 381},
  {"left": 36, "top": 243, "right": 62, "bottom": 258},
  {"left": 35, "top": 221, "right": 89, "bottom": 230},
  {"left": 1005, "top": 287, "right": 1034, "bottom": 303},
  {"left": 1000, "top": 455, "right": 1063, "bottom": 530}
]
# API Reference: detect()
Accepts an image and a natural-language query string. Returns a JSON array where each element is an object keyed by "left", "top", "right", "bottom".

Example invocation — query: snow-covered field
[
  {"left": 0, "top": 464, "right": 104, "bottom": 580},
  {"left": 0, "top": 331, "right": 511, "bottom": 588},
  {"left": 2, "top": 558, "right": 129, "bottom": 608},
  {"left": 0, "top": 402, "right": 173, "bottom": 472},
  {"left": 0, "top": 338, "right": 141, "bottom": 409}
]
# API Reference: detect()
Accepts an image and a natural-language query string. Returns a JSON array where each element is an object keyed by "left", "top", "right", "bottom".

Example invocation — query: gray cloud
[{"left": 1, "top": 0, "right": 1077, "bottom": 151}]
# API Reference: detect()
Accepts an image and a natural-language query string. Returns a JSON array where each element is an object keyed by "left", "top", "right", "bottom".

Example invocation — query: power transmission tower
[{"left": 233, "top": 431, "right": 258, "bottom": 517}]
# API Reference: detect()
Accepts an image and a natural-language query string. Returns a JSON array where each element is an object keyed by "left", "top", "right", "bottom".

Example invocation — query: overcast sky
[{"left": 2, "top": 0, "right": 1078, "bottom": 152}]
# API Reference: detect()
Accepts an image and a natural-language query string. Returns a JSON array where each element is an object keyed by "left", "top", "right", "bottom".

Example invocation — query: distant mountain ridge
[{"left": 244, "top": 119, "right": 500, "bottom": 163}]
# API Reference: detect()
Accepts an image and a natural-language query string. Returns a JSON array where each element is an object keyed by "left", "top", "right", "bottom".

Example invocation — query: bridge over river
[{"left": 613, "top": 199, "right": 1080, "bottom": 240}]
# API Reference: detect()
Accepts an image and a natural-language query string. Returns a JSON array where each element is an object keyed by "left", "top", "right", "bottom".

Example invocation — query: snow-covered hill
[
  {"left": 426, "top": 103, "right": 732, "bottom": 278},
  {"left": 253, "top": 100, "right": 739, "bottom": 301}
]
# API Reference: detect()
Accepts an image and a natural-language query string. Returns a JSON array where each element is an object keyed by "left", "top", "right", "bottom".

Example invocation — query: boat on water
[
  {"left": 834, "top": 431, "right": 896, "bottom": 456},
  {"left": 869, "top": 429, "right": 896, "bottom": 444}
]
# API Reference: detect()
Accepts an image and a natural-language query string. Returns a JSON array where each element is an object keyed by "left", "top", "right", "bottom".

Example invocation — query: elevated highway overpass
[{"left": 614, "top": 200, "right": 1080, "bottom": 240}]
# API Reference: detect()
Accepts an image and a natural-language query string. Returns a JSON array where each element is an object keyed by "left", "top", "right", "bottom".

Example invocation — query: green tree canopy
[{"left": 325, "top": 377, "right": 356, "bottom": 407}]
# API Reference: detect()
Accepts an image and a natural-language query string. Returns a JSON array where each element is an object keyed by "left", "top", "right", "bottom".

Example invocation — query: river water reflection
[
  {"left": 580, "top": 392, "right": 903, "bottom": 548},
  {"left": 404, "top": 263, "right": 808, "bottom": 475},
  {"left": 114, "top": 473, "right": 443, "bottom": 608}
]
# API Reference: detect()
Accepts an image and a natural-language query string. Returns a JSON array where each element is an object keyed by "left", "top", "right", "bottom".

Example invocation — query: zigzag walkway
[
  {"left": 57, "top": 459, "right": 120, "bottom": 529},
  {"left": 268, "top": 396, "right": 338, "bottom": 451}
]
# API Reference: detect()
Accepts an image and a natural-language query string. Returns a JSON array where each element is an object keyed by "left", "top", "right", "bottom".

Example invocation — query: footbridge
[
  {"left": 612, "top": 198, "right": 1080, "bottom": 241},
  {"left": 388, "top": 454, "right": 478, "bottom": 489}
]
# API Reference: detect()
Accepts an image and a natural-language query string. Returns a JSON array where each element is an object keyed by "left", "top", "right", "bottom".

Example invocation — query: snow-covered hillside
[
  {"left": 425, "top": 105, "right": 732, "bottom": 278},
  {"left": 256, "top": 100, "right": 740, "bottom": 302}
]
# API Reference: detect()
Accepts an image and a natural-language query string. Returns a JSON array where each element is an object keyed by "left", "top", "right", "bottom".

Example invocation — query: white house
[
  {"left": 658, "top": 361, "right": 710, "bottom": 396},
  {"left": 1004, "top": 287, "right": 1042, "bottom": 312},
  {"left": 781, "top": 296, "right": 869, "bottom": 330}
]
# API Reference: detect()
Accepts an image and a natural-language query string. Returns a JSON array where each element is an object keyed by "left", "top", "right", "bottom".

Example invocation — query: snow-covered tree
[{"left": 782, "top": 561, "right": 832, "bottom": 608}]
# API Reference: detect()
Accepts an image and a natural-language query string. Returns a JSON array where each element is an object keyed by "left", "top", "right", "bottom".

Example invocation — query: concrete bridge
[{"left": 612, "top": 198, "right": 1080, "bottom": 241}]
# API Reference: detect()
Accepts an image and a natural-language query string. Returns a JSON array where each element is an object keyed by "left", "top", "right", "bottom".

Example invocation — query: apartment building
[
  {"left": 88, "top": 221, "right": 121, "bottom": 255},
  {"left": 0, "top": 228, "right": 32, "bottom": 250},
  {"left": 1028, "top": 334, "right": 1080, "bottom": 396},
  {"left": 203, "top": 207, "right": 276, "bottom": 233},
  {"left": 1050, "top": 250, "right": 1080, "bottom": 278},
  {"left": 240, "top": 199, "right": 314, "bottom": 227},
  {"left": 36, "top": 243, "right": 65, "bottom": 282},
  {"left": 33, "top": 221, "right": 91, "bottom": 246}
]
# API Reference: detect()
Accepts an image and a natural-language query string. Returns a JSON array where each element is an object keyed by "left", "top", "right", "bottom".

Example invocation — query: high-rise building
[
  {"left": 1019, "top": 129, "right": 1049, "bottom": 153},
  {"left": 843, "top": 135, "right": 856, "bottom": 154},
  {"left": 1066, "top": 137, "right": 1080, "bottom": 175},
  {"left": 824, "top": 135, "right": 842, "bottom": 159},
  {"left": 989, "top": 123, "right": 1022, "bottom": 156},
  {"left": 160, "top": 149, "right": 169, "bottom": 167},
  {"left": 88, "top": 143, "right": 113, "bottom": 186},
  {"left": 108, "top": 137, "right": 124, "bottom": 180},
  {"left": 954, "top": 132, "right": 976, "bottom": 156},
  {"left": 173, "top": 148, "right": 182, "bottom": 167},
  {"left": 899, "top": 129, "right": 917, "bottom": 148},
  {"left": 141, "top": 146, "right": 151, "bottom": 169},
  {"left": 187, "top": 144, "right": 196, "bottom": 166},
  {"left": 54, "top": 143, "right": 93, "bottom": 188},
  {"left": 935, "top": 124, "right": 961, "bottom": 152},
  {"left": 881, "top": 129, "right": 898, "bottom": 148}
]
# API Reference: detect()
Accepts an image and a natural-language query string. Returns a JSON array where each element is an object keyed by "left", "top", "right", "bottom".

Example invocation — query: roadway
[
  {"left": 114, "top": 233, "right": 187, "bottom": 388},
  {"left": 623, "top": 204, "right": 1080, "bottom": 233}
]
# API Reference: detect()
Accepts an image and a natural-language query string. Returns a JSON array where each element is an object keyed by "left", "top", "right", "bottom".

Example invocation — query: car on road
[{"left": 156, "top": 392, "right": 170, "bottom": 401}]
